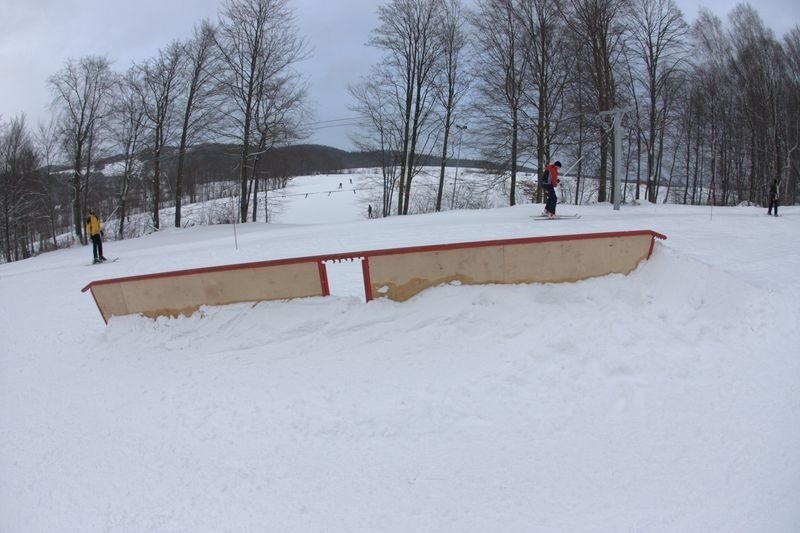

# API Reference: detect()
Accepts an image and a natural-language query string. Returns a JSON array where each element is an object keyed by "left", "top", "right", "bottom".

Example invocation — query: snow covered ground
[{"left": 1, "top": 171, "right": 799, "bottom": 532}]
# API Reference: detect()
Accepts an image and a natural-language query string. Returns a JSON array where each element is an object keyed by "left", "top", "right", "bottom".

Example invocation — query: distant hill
[{"left": 72, "top": 143, "right": 502, "bottom": 179}]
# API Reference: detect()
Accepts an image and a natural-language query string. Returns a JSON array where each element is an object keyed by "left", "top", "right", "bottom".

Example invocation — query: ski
[
  {"left": 87, "top": 257, "right": 119, "bottom": 266},
  {"left": 531, "top": 214, "right": 581, "bottom": 220}
]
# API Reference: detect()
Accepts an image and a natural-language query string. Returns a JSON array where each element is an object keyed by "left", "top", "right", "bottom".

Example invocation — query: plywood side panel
[
  {"left": 92, "top": 261, "right": 323, "bottom": 320},
  {"left": 369, "top": 234, "right": 654, "bottom": 302},
  {"left": 88, "top": 283, "right": 127, "bottom": 323}
]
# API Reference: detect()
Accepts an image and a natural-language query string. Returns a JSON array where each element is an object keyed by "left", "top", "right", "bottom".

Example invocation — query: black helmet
[{"left": 554, "top": 161, "right": 562, "bottom": 167}]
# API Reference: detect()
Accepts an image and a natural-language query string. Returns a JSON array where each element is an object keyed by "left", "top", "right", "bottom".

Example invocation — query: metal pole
[
  {"left": 613, "top": 113, "right": 622, "bottom": 211},
  {"left": 451, "top": 124, "right": 467, "bottom": 210},
  {"left": 599, "top": 108, "right": 633, "bottom": 211},
  {"left": 561, "top": 155, "right": 586, "bottom": 177}
]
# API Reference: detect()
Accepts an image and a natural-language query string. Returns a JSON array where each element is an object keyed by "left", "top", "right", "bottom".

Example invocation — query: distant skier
[
  {"left": 767, "top": 178, "right": 780, "bottom": 216},
  {"left": 368, "top": 204, "right": 373, "bottom": 219},
  {"left": 86, "top": 209, "right": 107, "bottom": 263},
  {"left": 541, "top": 160, "right": 562, "bottom": 218}
]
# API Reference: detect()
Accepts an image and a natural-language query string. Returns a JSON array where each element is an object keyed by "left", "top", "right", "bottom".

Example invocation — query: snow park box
[{"left": 82, "top": 229, "right": 666, "bottom": 323}]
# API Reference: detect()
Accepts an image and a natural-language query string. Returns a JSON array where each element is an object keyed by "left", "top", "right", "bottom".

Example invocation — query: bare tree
[
  {"left": 108, "top": 68, "right": 147, "bottom": 239},
  {"left": 0, "top": 116, "right": 39, "bottom": 261},
  {"left": 628, "top": 0, "right": 689, "bottom": 202},
  {"left": 248, "top": 72, "right": 310, "bottom": 222},
  {"left": 728, "top": 5, "right": 789, "bottom": 205},
  {"left": 34, "top": 118, "right": 65, "bottom": 250},
  {"left": 370, "top": 0, "right": 444, "bottom": 215},
  {"left": 469, "top": 0, "right": 530, "bottom": 206},
  {"left": 48, "top": 56, "right": 114, "bottom": 241},
  {"left": 562, "top": 0, "right": 630, "bottom": 203},
  {"left": 687, "top": 10, "right": 729, "bottom": 204},
  {"left": 215, "top": 0, "right": 309, "bottom": 223},
  {"left": 783, "top": 28, "right": 800, "bottom": 202},
  {"left": 137, "top": 42, "right": 184, "bottom": 230},
  {"left": 517, "top": 0, "right": 572, "bottom": 204},
  {"left": 349, "top": 68, "right": 405, "bottom": 217},
  {"left": 174, "top": 20, "right": 220, "bottom": 228},
  {"left": 435, "top": 0, "right": 470, "bottom": 212}
]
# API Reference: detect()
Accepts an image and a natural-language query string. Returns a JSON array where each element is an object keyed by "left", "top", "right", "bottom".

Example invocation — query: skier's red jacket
[{"left": 544, "top": 163, "right": 560, "bottom": 187}]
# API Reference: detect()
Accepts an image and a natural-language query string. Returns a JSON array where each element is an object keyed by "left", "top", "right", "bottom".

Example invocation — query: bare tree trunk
[
  {"left": 469, "top": 0, "right": 528, "bottom": 206},
  {"left": 217, "top": 0, "right": 309, "bottom": 224},
  {"left": 435, "top": 0, "right": 468, "bottom": 213},
  {"left": 138, "top": 42, "right": 183, "bottom": 231},
  {"left": 48, "top": 56, "right": 113, "bottom": 242},
  {"left": 174, "top": 21, "right": 217, "bottom": 229},
  {"left": 565, "top": 0, "right": 625, "bottom": 203}
]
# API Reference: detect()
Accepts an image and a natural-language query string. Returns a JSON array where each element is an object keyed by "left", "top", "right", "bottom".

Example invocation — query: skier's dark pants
[
  {"left": 91, "top": 233, "right": 104, "bottom": 259},
  {"left": 768, "top": 199, "right": 778, "bottom": 216},
  {"left": 543, "top": 184, "right": 557, "bottom": 214}
]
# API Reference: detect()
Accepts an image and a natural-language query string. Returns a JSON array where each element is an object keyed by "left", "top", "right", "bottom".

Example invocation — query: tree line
[
  {"left": 350, "top": 0, "right": 799, "bottom": 217},
  {"left": 1, "top": 0, "right": 309, "bottom": 263},
  {"left": 1, "top": 0, "right": 798, "bottom": 262}
]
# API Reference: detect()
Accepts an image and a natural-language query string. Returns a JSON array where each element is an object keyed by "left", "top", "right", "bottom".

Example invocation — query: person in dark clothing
[
  {"left": 767, "top": 179, "right": 780, "bottom": 216},
  {"left": 86, "top": 209, "right": 107, "bottom": 263},
  {"left": 541, "top": 161, "right": 562, "bottom": 217}
]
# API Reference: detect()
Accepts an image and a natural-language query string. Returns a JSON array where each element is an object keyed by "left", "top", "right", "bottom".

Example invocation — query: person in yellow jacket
[{"left": 86, "top": 209, "right": 107, "bottom": 263}]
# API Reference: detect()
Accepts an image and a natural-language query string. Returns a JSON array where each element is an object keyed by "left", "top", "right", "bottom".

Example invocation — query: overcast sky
[{"left": 0, "top": 0, "right": 797, "bottom": 151}]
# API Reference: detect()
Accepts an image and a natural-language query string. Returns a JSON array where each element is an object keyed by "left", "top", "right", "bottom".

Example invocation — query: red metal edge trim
[
  {"left": 648, "top": 230, "right": 667, "bottom": 259},
  {"left": 81, "top": 230, "right": 668, "bottom": 293},
  {"left": 355, "top": 229, "right": 668, "bottom": 258},
  {"left": 362, "top": 257, "right": 373, "bottom": 302},
  {"left": 318, "top": 261, "right": 330, "bottom": 296}
]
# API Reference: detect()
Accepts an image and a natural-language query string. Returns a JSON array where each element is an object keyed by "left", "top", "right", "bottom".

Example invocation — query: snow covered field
[{"left": 1, "top": 172, "right": 799, "bottom": 532}]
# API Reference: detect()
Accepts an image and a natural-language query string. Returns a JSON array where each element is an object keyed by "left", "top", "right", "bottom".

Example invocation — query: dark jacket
[{"left": 769, "top": 181, "right": 779, "bottom": 200}]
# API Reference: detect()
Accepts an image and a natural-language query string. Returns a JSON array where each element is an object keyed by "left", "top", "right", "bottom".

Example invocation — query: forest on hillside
[{"left": 1, "top": 0, "right": 798, "bottom": 263}]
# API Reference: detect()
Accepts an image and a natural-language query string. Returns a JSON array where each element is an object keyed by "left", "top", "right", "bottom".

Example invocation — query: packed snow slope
[{"left": 1, "top": 172, "right": 799, "bottom": 532}]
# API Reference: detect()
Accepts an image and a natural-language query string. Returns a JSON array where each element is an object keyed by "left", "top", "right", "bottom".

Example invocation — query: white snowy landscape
[{"left": 1, "top": 170, "right": 799, "bottom": 532}]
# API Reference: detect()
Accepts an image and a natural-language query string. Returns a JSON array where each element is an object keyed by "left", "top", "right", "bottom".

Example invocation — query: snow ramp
[{"left": 82, "top": 229, "right": 666, "bottom": 323}]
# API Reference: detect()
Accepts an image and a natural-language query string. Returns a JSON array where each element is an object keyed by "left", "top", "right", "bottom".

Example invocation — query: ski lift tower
[{"left": 599, "top": 107, "right": 634, "bottom": 210}]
